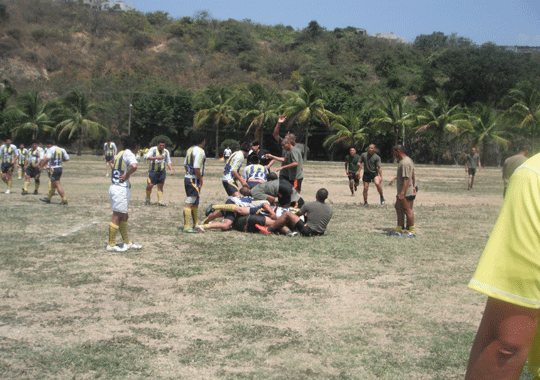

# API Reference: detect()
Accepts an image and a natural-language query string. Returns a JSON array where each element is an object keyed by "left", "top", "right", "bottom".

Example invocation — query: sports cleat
[
  {"left": 363, "top": 202, "right": 369, "bottom": 208},
  {"left": 182, "top": 227, "right": 199, "bottom": 233},
  {"left": 21, "top": 189, "right": 28, "bottom": 195},
  {"left": 205, "top": 203, "right": 215, "bottom": 216},
  {"left": 107, "top": 244, "right": 128, "bottom": 252},
  {"left": 402, "top": 232, "right": 417, "bottom": 238},
  {"left": 157, "top": 202, "right": 168, "bottom": 207},
  {"left": 124, "top": 243, "right": 142, "bottom": 250},
  {"left": 194, "top": 225, "right": 205, "bottom": 233},
  {"left": 33, "top": 190, "right": 38, "bottom": 195},
  {"left": 380, "top": 197, "right": 385, "bottom": 205},
  {"left": 354, "top": 184, "right": 358, "bottom": 192},
  {"left": 388, "top": 229, "right": 402, "bottom": 236},
  {"left": 40, "top": 197, "right": 51, "bottom": 203},
  {"left": 255, "top": 224, "right": 271, "bottom": 235},
  {"left": 286, "top": 231, "right": 299, "bottom": 237},
  {"left": 60, "top": 200, "right": 68, "bottom": 205},
  {"left": 5, "top": 189, "right": 10, "bottom": 194},
  {"left": 144, "top": 199, "right": 151, "bottom": 205}
]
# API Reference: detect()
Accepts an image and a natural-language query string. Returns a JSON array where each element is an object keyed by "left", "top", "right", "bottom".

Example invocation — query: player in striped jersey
[
  {"left": 17, "top": 144, "right": 28, "bottom": 180},
  {"left": 143, "top": 140, "right": 173, "bottom": 206},
  {"left": 22, "top": 141, "right": 44, "bottom": 195},
  {"left": 222, "top": 142, "right": 250, "bottom": 197},
  {"left": 39, "top": 139, "right": 70, "bottom": 205},
  {"left": 103, "top": 140, "right": 117, "bottom": 177},
  {"left": 182, "top": 133, "right": 206, "bottom": 233},
  {"left": 243, "top": 153, "right": 268, "bottom": 189},
  {"left": 0, "top": 138, "right": 19, "bottom": 194},
  {"left": 107, "top": 141, "right": 141, "bottom": 252}
]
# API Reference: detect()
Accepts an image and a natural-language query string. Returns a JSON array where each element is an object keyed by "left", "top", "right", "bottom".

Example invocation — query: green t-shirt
[
  {"left": 287, "top": 146, "right": 304, "bottom": 180},
  {"left": 466, "top": 153, "right": 480, "bottom": 169},
  {"left": 345, "top": 154, "right": 361, "bottom": 174},
  {"left": 396, "top": 156, "right": 414, "bottom": 197},
  {"left": 360, "top": 152, "right": 382, "bottom": 175}
]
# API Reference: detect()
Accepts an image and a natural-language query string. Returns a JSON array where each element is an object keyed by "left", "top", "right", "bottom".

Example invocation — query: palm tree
[
  {"left": 237, "top": 83, "right": 281, "bottom": 149},
  {"left": 283, "top": 78, "right": 334, "bottom": 160},
  {"left": 193, "top": 85, "right": 236, "bottom": 158},
  {"left": 55, "top": 90, "right": 107, "bottom": 156},
  {"left": 7, "top": 91, "right": 54, "bottom": 141},
  {"left": 463, "top": 103, "right": 510, "bottom": 165},
  {"left": 415, "top": 89, "right": 470, "bottom": 164},
  {"left": 368, "top": 92, "right": 415, "bottom": 148},
  {"left": 504, "top": 82, "right": 540, "bottom": 152},
  {"left": 323, "top": 109, "right": 369, "bottom": 151}
]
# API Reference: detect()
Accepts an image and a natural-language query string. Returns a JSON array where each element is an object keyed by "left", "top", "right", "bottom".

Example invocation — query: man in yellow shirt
[{"left": 465, "top": 153, "right": 540, "bottom": 380}]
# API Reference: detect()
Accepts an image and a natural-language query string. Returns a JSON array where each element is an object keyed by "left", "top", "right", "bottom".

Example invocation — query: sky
[{"left": 129, "top": 0, "right": 540, "bottom": 46}]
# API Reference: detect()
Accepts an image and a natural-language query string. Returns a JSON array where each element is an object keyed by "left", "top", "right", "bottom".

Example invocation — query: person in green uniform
[
  {"left": 359, "top": 144, "right": 385, "bottom": 206},
  {"left": 344, "top": 147, "right": 361, "bottom": 196},
  {"left": 465, "top": 147, "right": 481, "bottom": 190}
]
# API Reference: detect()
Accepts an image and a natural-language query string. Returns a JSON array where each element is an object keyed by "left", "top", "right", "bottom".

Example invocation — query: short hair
[
  {"left": 282, "top": 137, "right": 291, "bottom": 145},
  {"left": 288, "top": 133, "right": 296, "bottom": 142},
  {"left": 192, "top": 132, "right": 205, "bottom": 145},
  {"left": 251, "top": 140, "right": 259, "bottom": 147},
  {"left": 393, "top": 144, "right": 405, "bottom": 154},
  {"left": 247, "top": 153, "right": 259, "bottom": 164},
  {"left": 31, "top": 140, "right": 38, "bottom": 145},
  {"left": 239, "top": 185, "right": 251, "bottom": 196},
  {"left": 267, "top": 172, "right": 278, "bottom": 181},
  {"left": 156, "top": 139, "right": 166, "bottom": 145},
  {"left": 316, "top": 188, "right": 329, "bottom": 202},
  {"left": 240, "top": 142, "right": 251, "bottom": 152},
  {"left": 349, "top": 146, "right": 356, "bottom": 150}
]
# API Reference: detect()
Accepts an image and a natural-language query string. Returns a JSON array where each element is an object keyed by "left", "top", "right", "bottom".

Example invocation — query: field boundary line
[{"left": 38, "top": 221, "right": 99, "bottom": 246}]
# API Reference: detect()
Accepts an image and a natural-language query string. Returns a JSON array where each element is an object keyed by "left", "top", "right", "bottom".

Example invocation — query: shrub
[
  {"left": 220, "top": 139, "right": 239, "bottom": 153},
  {"left": 150, "top": 135, "right": 173, "bottom": 147},
  {"left": 129, "top": 32, "right": 153, "bottom": 51}
]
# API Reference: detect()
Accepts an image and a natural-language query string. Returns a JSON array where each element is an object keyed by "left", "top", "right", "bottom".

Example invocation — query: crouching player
[{"left": 107, "top": 142, "right": 142, "bottom": 252}]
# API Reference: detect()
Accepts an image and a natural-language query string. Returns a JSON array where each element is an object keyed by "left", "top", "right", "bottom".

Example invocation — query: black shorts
[
  {"left": 1, "top": 163, "right": 13, "bottom": 174},
  {"left": 222, "top": 181, "right": 239, "bottom": 196},
  {"left": 246, "top": 214, "right": 267, "bottom": 233},
  {"left": 148, "top": 170, "right": 166, "bottom": 185},
  {"left": 468, "top": 168, "right": 476, "bottom": 176},
  {"left": 105, "top": 155, "right": 114, "bottom": 162},
  {"left": 396, "top": 195, "right": 416, "bottom": 201},
  {"left": 294, "top": 220, "right": 323, "bottom": 236},
  {"left": 26, "top": 166, "right": 40, "bottom": 179},
  {"left": 50, "top": 167, "right": 63, "bottom": 182},
  {"left": 362, "top": 171, "right": 378, "bottom": 183},
  {"left": 184, "top": 178, "right": 200, "bottom": 205},
  {"left": 348, "top": 173, "right": 360, "bottom": 183},
  {"left": 277, "top": 180, "right": 293, "bottom": 206}
]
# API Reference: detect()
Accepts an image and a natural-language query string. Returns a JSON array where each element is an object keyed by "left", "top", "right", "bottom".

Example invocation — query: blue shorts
[
  {"left": 26, "top": 166, "right": 40, "bottom": 180},
  {"left": 222, "top": 181, "right": 239, "bottom": 196},
  {"left": 105, "top": 155, "right": 114, "bottom": 162},
  {"left": 248, "top": 180, "right": 263, "bottom": 189},
  {"left": 1, "top": 163, "right": 13, "bottom": 174},
  {"left": 184, "top": 178, "right": 200, "bottom": 206},
  {"left": 50, "top": 167, "right": 63, "bottom": 182},
  {"left": 148, "top": 170, "right": 166, "bottom": 185}
]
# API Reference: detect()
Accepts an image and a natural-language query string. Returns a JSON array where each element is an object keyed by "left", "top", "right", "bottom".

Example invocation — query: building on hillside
[
  {"left": 356, "top": 29, "right": 367, "bottom": 36},
  {"left": 82, "top": 0, "right": 133, "bottom": 11},
  {"left": 371, "top": 33, "right": 407, "bottom": 43},
  {"left": 503, "top": 46, "right": 540, "bottom": 53}
]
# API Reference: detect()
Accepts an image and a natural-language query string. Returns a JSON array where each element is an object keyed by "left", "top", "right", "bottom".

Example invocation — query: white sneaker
[
  {"left": 5, "top": 190, "right": 10, "bottom": 194},
  {"left": 124, "top": 243, "right": 142, "bottom": 250},
  {"left": 194, "top": 225, "right": 205, "bottom": 233},
  {"left": 106, "top": 244, "right": 128, "bottom": 252}
]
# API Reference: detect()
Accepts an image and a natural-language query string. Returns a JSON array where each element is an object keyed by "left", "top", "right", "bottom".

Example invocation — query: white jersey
[
  {"left": 111, "top": 149, "right": 137, "bottom": 188},
  {"left": 243, "top": 164, "right": 268, "bottom": 182},
  {"left": 144, "top": 146, "right": 172, "bottom": 171},
  {"left": 222, "top": 151, "right": 245, "bottom": 182},
  {"left": 26, "top": 147, "right": 45, "bottom": 168},
  {"left": 0, "top": 144, "right": 18, "bottom": 164},
  {"left": 184, "top": 145, "right": 206, "bottom": 179},
  {"left": 45, "top": 146, "right": 69, "bottom": 168},
  {"left": 103, "top": 142, "right": 117, "bottom": 157}
]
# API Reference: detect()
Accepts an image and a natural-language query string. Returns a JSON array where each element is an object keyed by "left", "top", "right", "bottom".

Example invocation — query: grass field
[{"left": 0, "top": 156, "right": 534, "bottom": 379}]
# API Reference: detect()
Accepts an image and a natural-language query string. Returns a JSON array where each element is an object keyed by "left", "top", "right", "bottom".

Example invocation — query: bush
[
  {"left": 129, "top": 32, "right": 153, "bottom": 51},
  {"left": 150, "top": 135, "right": 173, "bottom": 147},
  {"left": 220, "top": 139, "right": 239, "bottom": 154}
]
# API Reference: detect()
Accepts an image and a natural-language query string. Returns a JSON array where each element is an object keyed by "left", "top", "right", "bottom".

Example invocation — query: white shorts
[{"left": 109, "top": 184, "right": 130, "bottom": 214}]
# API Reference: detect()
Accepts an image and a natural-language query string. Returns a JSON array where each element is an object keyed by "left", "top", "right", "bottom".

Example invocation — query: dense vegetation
[{"left": 1, "top": 0, "right": 540, "bottom": 164}]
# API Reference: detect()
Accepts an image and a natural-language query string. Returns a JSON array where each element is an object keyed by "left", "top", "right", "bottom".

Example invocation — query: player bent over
[{"left": 107, "top": 144, "right": 141, "bottom": 252}]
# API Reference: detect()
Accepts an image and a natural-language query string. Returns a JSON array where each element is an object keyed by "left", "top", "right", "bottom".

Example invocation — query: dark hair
[
  {"left": 247, "top": 153, "right": 259, "bottom": 164},
  {"left": 239, "top": 185, "right": 251, "bottom": 196},
  {"left": 192, "top": 132, "right": 205, "bottom": 145},
  {"left": 156, "top": 139, "right": 166, "bottom": 145},
  {"left": 316, "top": 188, "right": 328, "bottom": 202},
  {"left": 267, "top": 172, "right": 278, "bottom": 181},
  {"left": 240, "top": 142, "right": 251, "bottom": 152},
  {"left": 393, "top": 144, "right": 405, "bottom": 154},
  {"left": 251, "top": 140, "right": 259, "bottom": 147}
]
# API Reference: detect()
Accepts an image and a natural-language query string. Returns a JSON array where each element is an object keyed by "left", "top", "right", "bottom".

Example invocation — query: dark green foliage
[
  {"left": 145, "top": 11, "right": 169, "bottom": 26},
  {"left": 150, "top": 134, "right": 173, "bottom": 147},
  {"left": 214, "top": 20, "right": 255, "bottom": 54},
  {"left": 129, "top": 31, "right": 153, "bottom": 51},
  {"left": 220, "top": 139, "right": 239, "bottom": 153}
]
